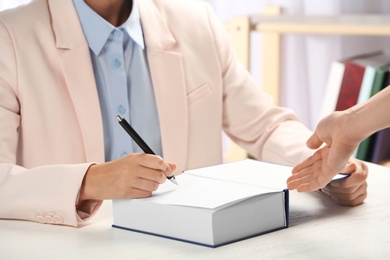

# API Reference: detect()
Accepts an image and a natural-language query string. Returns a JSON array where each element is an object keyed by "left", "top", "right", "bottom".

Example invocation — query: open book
[{"left": 112, "top": 159, "right": 292, "bottom": 247}]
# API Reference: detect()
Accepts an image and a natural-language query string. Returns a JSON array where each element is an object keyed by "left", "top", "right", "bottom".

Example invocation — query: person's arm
[{"left": 287, "top": 86, "right": 390, "bottom": 192}]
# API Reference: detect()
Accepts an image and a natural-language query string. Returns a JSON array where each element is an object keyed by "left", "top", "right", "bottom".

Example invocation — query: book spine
[
  {"left": 335, "top": 61, "right": 365, "bottom": 111},
  {"left": 320, "top": 61, "right": 345, "bottom": 119}
]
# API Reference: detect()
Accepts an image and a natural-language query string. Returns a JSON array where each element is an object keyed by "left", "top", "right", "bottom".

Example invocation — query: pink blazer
[{"left": 0, "top": 0, "right": 313, "bottom": 226}]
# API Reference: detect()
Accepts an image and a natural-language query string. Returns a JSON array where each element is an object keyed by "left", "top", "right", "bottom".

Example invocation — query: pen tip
[
  {"left": 169, "top": 176, "right": 178, "bottom": 185},
  {"left": 116, "top": 115, "right": 122, "bottom": 121}
]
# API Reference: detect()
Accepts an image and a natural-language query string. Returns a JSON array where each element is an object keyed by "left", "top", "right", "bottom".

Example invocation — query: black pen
[{"left": 116, "top": 115, "right": 178, "bottom": 185}]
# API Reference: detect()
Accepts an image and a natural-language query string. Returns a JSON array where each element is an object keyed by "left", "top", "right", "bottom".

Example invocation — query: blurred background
[{"left": 2, "top": 0, "right": 389, "bottom": 131}]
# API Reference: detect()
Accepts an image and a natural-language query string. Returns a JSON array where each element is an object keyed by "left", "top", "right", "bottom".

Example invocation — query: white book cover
[{"left": 320, "top": 61, "right": 345, "bottom": 119}]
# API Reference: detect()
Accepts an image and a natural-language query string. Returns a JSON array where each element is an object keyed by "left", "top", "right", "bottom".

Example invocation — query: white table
[{"left": 1, "top": 162, "right": 390, "bottom": 260}]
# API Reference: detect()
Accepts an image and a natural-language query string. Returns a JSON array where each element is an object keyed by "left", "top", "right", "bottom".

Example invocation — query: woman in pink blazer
[{"left": 0, "top": 0, "right": 367, "bottom": 226}]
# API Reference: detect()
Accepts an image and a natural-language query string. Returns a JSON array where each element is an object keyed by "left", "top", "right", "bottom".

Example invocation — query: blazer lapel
[
  {"left": 138, "top": 0, "right": 189, "bottom": 171},
  {"left": 48, "top": 0, "right": 105, "bottom": 163}
]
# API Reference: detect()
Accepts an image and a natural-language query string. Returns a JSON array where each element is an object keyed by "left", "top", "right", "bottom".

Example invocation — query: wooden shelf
[
  {"left": 226, "top": 10, "right": 390, "bottom": 107},
  {"left": 252, "top": 15, "right": 390, "bottom": 36}
]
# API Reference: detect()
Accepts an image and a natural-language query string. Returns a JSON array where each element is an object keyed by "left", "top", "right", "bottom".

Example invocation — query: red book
[{"left": 335, "top": 61, "right": 365, "bottom": 111}]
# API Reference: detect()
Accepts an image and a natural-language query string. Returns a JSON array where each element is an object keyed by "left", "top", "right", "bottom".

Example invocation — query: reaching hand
[
  {"left": 287, "top": 84, "right": 390, "bottom": 194},
  {"left": 287, "top": 111, "right": 362, "bottom": 192},
  {"left": 287, "top": 154, "right": 368, "bottom": 206}
]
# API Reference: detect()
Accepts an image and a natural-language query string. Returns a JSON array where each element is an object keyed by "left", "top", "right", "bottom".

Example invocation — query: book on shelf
[
  {"left": 112, "top": 159, "right": 290, "bottom": 248},
  {"left": 335, "top": 51, "right": 389, "bottom": 112},
  {"left": 371, "top": 127, "right": 390, "bottom": 164},
  {"left": 320, "top": 51, "right": 385, "bottom": 118},
  {"left": 320, "top": 59, "right": 346, "bottom": 118},
  {"left": 335, "top": 59, "right": 365, "bottom": 111},
  {"left": 322, "top": 51, "right": 390, "bottom": 162},
  {"left": 370, "top": 65, "right": 390, "bottom": 96}
]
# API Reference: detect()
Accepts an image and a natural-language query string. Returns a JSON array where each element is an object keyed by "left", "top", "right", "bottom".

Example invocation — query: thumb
[{"left": 306, "top": 132, "right": 324, "bottom": 149}]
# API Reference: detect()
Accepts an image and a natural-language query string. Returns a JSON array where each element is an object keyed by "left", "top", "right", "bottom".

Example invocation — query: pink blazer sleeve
[{"left": 0, "top": 10, "right": 102, "bottom": 227}]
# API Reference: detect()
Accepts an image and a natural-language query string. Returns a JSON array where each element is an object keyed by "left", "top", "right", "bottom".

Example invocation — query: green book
[{"left": 370, "top": 66, "right": 388, "bottom": 96}]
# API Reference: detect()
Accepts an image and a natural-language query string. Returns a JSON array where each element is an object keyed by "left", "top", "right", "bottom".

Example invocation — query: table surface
[{"left": 1, "top": 162, "right": 390, "bottom": 260}]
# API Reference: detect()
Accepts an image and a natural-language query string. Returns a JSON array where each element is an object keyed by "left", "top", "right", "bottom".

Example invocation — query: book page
[
  {"left": 147, "top": 172, "right": 279, "bottom": 209},
  {"left": 185, "top": 159, "right": 291, "bottom": 189}
]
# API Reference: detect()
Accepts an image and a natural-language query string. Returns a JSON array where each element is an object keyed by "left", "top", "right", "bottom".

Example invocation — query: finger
[
  {"left": 165, "top": 162, "right": 178, "bottom": 178},
  {"left": 306, "top": 132, "right": 324, "bottom": 149},
  {"left": 127, "top": 188, "right": 153, "bottom": 199},
  {"left": 340, "top": 159, "right": 368, "bottom": 176},
  {"left": 135, "top": 154, "right": 176, "bottom": 180},
  {"left": 322, "top": 182, "right": 367, "bottom": 206},
  {"left": 135, "top": 167, "right": 167, "bottom": 184},
  {"left": 168, "top": 162, "right": 178, "bottom": 171},
  {"left": 291, "top": 152, "right": 324, "bottom": 180},
  {"left": 288, "top": 176, "right": 322, "bottom": 192},
  {"left": 292, "top": 150, "right": 320, "bottom": 174},
  {"left": 289, "top": 163, "right": 336, "bottom": 192},
  {"left": 287, "top": 169, "right": 313, "bottom": 187},
  {"left": 287, "top": 171, "right": 314, "bottom": 190},
  {"left": 322, "top": 182, "right": 359, "bottom": 197},
  {"left": 335, "top": 191, "right": 367, "bottom": 207},
  {"left": 298, "top": 171, "right": 325, "bottom": 192},
  {"left": 137, "top": 154, "right": 171, "bottom": 170},
  {"left": 288, "top": 165, "right": 323, "bottom": 191},
  {"left": 330, "top": 169, "right": 368, "bottom": 189},
  {"left": 296, "top": 180, "right": 322, "bottom": 192},
  {"left": 119, "top": 183, "right": 155, "bottom": 199},
  {"left": 339, "top": 162, "right": 356, "bottom": 174},
  {"left": 132, "top": 177, "right": 161, "bottom": 192},
  {"left": 287, "top": 177, "right": 301, "bottom": 190},
  {"left": 292, "top": 158, "right": 313, "bottom": 174}
]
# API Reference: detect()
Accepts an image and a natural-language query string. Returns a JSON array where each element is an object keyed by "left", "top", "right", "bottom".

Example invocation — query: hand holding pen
[
  {"left": 116, "top": 115, "right": 178, "bottom": 185},
  {"left": 77, "top": 117, "right": 178, "bottom": 202}
]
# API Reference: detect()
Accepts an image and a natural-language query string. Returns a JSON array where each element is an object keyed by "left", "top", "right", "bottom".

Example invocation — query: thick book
[{"left": 112, "top": 159, "right": 291, "bottom": 247}]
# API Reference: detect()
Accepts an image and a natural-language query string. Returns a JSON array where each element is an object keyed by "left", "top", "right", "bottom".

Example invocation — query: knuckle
[
  {"left": 361, "top": 170, "right": 368, "bottom": 181},
  {"left": 154, "top": 155, "right": 163, "bottom": 163},
  {"left": 158, "top": 171, "right": 166, "bottom": 183},
  {"left": 153, "top": 156, "right": 165, "bottom": 169}
]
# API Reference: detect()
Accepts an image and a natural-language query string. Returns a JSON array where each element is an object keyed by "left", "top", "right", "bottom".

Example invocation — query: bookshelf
[
  {"left": 223, "top": 6, "right": 390, "bottom": 161},
  {"left": 225, "top": 6, "right": 390, "bottom": 106}
]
